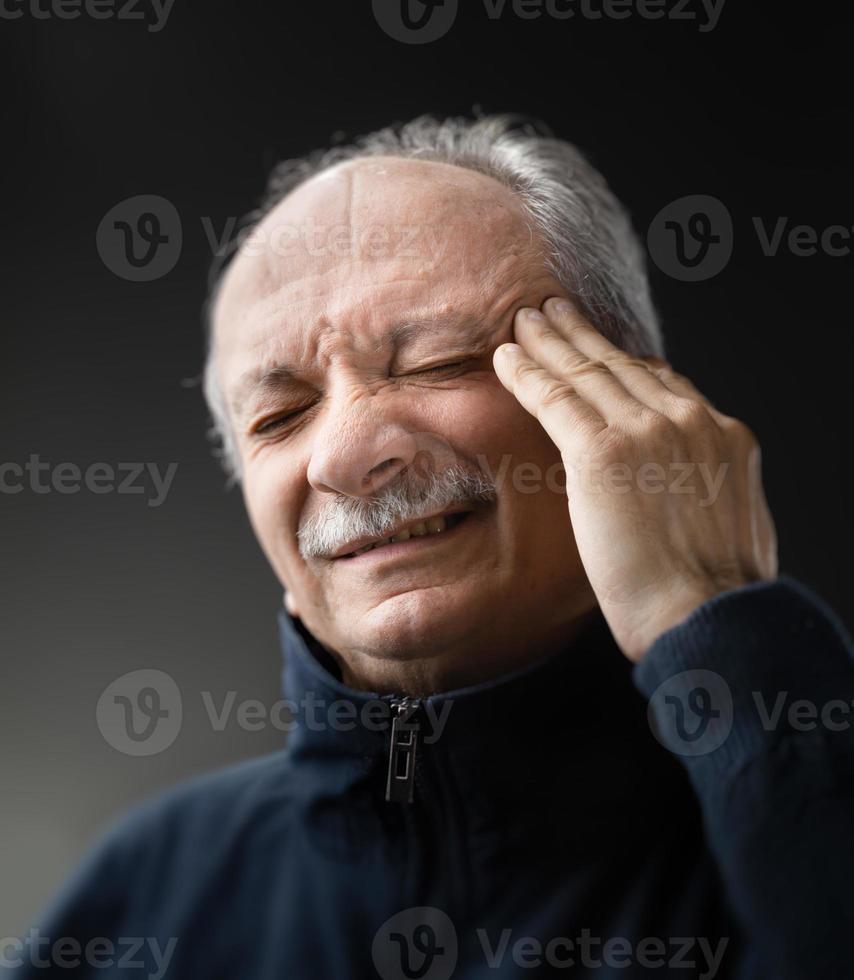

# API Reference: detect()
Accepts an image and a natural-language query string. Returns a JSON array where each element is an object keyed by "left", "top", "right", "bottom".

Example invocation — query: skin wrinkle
[
  {"left": 233, "top": 298, "right": 532, "bottom": 443},
  {"left": 213, "top": 156, "right": 598, "bottom": 695}
]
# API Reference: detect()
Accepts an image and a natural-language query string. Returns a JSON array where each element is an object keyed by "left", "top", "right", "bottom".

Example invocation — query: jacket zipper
[{"left": 385, "top": 696, "right": 423, "bottom": 803}]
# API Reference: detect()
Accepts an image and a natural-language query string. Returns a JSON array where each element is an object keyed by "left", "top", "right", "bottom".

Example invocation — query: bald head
[{"left": 212, "top": 156, "right": 546, "bottom": 423}]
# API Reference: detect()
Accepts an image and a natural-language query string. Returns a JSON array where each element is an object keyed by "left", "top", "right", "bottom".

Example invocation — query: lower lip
[{"left": 332, "top": 511, "right": 475, "bottom": 566}]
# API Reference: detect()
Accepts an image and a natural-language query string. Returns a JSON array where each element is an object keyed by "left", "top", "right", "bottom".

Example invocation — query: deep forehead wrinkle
[
  {"left": 256, "top": 164, "right": 358, "bottom": 289},
  {"left": 230, "top": 310, "right": 497, "bottom": 415}
]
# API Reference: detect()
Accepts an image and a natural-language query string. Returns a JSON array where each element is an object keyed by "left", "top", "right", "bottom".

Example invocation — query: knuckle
[
  {"left": 637, "top": 410, "right": 674, "bottom": 440},
  {"left": 604, "top": 352, "right": 642, "bottom": 372},
  {"left": 670, "top": 397, "right": 711, "bottom": 429},
  {"left": 554, "top": 348, "right": 587, "bottom": 376},
  {"left": 515, "top": 360, "right": 543, "bottom": 383},
  {"left": 571, "top": 358, "right": 611, "bottom": 382},
  {"left": 660, "top": 364, "right": 687, "bottom": 382},
  {"left": 722, "top": 415, "right": 759, "bottom": 447},
  {"left": 538, "top": 379, "right": 577, "bottom": 411}
]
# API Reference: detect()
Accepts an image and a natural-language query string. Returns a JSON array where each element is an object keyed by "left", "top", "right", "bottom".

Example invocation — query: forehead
[{"left": 212, "top": 156, "right": 546, "bottom": 387}]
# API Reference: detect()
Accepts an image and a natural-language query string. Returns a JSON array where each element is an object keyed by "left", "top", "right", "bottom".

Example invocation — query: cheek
[
  {"left": 446, "top": 384, "right": 569, "bottom": 533},
  {"left": 241, "top": 461, "right": 304, "bottom": 578},
  {"left": 437, "top": 378, "right": 561, "bottom": 473}
]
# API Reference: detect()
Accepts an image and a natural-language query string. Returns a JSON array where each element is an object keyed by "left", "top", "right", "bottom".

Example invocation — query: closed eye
[
  {"left": 251, "top": 361, "right": 472, "bottom": 436},
  {"left": 398, "top": 360, "right": 467, "bottom": 378},
  {"left": 252, "top": 407, "right": 311, "bottom": 435}
]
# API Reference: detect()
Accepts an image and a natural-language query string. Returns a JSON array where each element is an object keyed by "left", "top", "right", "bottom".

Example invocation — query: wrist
[{"left": 622, "top": 577, "right": 742, "bottom": 663}]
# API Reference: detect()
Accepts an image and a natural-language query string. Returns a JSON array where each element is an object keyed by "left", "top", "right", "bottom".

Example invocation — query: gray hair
[{"left": 203, "top": 113, "right": 663, "bottom": 480}]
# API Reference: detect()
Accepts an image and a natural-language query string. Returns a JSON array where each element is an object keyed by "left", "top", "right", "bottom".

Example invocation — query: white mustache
[{"left": 297, "top": 464, "right": 497, "bottom": 560}]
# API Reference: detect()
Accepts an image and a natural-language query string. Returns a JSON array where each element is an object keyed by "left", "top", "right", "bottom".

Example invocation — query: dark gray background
[{"left": 2, "top": 0, "right": 852, "bottom": 936}]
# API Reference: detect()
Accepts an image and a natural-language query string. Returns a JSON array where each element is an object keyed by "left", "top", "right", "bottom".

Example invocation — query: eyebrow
[
  {"left": 363, "top": 313, "right": 494, "bottom": 356},
  {"left": 230, "top": 312, "right": 492, "bottom": 415}
]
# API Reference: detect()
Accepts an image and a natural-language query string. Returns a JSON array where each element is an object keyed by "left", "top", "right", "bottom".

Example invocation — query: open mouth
[{"left": 336, "top": 510, "right": 473, "bottom": 560}]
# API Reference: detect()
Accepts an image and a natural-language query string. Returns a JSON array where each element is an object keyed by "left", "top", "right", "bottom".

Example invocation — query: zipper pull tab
[{"left": 385, "top": 697, "right": 422, "bottom": 804}]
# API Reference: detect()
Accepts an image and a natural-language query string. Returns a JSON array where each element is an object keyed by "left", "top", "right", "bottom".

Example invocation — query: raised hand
[{"left": 492, "top": 297, "right": 778, "bottom": 662}]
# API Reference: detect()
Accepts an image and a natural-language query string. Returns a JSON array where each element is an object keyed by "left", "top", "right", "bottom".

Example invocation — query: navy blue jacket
[{"left": 6, "top": 578, "right": 854, "bottom": 979}]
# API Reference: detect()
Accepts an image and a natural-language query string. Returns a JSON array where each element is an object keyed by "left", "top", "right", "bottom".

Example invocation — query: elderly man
[{"left": 12, "top": 115, "right": 853, "bottom": 979}]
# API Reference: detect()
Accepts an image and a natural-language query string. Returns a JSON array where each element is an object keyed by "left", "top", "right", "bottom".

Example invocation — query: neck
[{"left": 308, "top": 599, "right": 602, "bottom": 696}]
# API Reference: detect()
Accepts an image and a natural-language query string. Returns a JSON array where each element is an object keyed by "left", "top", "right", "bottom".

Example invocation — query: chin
[{"left": 345, "top": 583, "right": 486, "bottom": 662}]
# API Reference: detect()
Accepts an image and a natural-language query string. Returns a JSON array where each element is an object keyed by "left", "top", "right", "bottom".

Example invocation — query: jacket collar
[{"left": 277, "top": 605, "right": 661, "bottom": 812}]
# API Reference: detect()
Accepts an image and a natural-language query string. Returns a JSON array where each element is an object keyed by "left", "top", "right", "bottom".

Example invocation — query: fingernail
[
  {"left": 496, "top": 343, "right": 521, "bottom": 359},
  {"left": 553, "top": 300, "right": 574, "bottom": 315},
  {"left": 519, "top": 308, "right": 545, "bottom": 321}
]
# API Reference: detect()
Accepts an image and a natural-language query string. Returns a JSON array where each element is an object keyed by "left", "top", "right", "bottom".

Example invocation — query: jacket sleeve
[
  {"left": 2, "top": 827, "right": 123, "bottom": 977},
  {"left": 1, "top": 808, "right": 174, "bottom": 979},
  {"left": 633, "top": 576, "right": 854, "bottom": 980}
]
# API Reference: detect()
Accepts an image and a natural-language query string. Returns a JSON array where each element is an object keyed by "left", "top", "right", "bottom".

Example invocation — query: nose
[{"left": 306, "top": 390, "right": 423, "bottom": 499}]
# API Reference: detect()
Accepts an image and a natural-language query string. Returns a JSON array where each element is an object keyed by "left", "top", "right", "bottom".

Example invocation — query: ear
[{"left": 283, "top": 590, "right": 300, "bottom": 619}]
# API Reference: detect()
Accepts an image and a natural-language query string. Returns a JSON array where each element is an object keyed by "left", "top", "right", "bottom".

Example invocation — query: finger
[
  {"left": 643, "top": 357, "right": 716, "bottom": 408},
  {"left": 752, "top": 458, "right": 779, "bottom": 578},
  {"left": 541, "top": 296, "right": 622, "bottom": 360},
  {"left": 542, "top": 297, "right": 684, "bottom": 414},
  {"left": 513, "top": 307, "right": 652, "bottom": 426},
  {"left": 492, "top": 342, "right": 606, "bottom": 455},
  {"left": 642, "top": 357, "right": 740, "bottom": 434}
]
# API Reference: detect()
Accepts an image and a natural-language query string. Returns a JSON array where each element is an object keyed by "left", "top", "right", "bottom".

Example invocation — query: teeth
[{"left": 348, "top": 513, "right": 455, "bottom": 556}]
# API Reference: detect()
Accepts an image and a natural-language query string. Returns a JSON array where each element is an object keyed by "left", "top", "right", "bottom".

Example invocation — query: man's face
[{"left": 213, "top": 157, "right": 596, "bottom": 692}]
